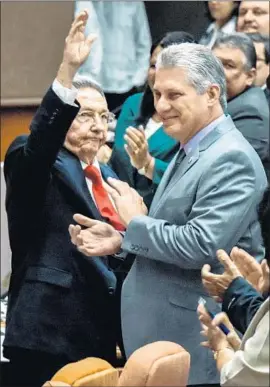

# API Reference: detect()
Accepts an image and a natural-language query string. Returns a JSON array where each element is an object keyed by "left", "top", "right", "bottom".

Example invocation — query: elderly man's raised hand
[{"left": 57, "top": 10, "right": 97, "bottom": 88}]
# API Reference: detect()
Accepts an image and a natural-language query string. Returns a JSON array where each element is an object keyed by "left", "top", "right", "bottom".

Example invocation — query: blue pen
[{"left": 199, "top": 297, "right": 230, "bottom": 335}]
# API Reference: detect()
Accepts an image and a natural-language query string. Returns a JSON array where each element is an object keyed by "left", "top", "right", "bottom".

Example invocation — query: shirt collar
[
  {"left": 261, "top": 84, "right": 267, "bottom": 91},
  {"left": 181, "top": 114, "right": 226, "bottom": 156},
  {"left": 80, "top": 158, "right": 100, "bottom": 172}
]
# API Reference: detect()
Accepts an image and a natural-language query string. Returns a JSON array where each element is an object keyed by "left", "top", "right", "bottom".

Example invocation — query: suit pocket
[
  {"left": 169, "top": 285, "right": 216, "bottom": 312},
  {"left": 169, "top": 289, "right": 200, "bottom": 311},
  {"left": 25, "top": 265, "right": 73, "bottom": 288}
]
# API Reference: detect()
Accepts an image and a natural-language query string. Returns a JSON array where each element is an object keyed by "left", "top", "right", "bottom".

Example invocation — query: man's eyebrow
[{"left": 222, "top": 59, "right": 236, "bottom": 65}]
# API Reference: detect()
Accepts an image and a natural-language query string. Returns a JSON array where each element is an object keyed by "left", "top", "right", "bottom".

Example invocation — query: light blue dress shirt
[
  {"left": 182, "top": 114, "right": 226, "bottom": 155},
  {"left": 75, "top": 1, "right": 152, "bottom": 94}
]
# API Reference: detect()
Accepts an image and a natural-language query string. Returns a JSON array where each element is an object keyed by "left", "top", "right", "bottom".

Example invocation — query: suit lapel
[
  {"left": 150, "top": 150, "right": 199, "bottom": 216},
  {"left": 149, "top": 151, "right": 179, "bottom": 215},
  {"left": 54, "top": 148, "right": 104, "bottom": 221}
]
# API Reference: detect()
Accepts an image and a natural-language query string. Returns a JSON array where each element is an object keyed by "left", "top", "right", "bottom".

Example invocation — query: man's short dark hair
[
  {"left": 248, "top": 33, "right": 270, "bottom": 64},
  {"left": 213, "top": 32, "right": 257, "bottom": 70},
  {"left": 258, "top": 185, "right": 270, "bottom": 263}
]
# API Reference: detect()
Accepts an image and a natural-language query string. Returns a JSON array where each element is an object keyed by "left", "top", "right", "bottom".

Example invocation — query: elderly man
[
  {"left": 237, "top": 1, "right": 270, "bottom": 35},
  {"left": 3, "top": 11, "right": 125, "bottom": 387},
  {"left": 212, "top": 33, "right": 269, "bottom": 172},
  {"left": 70, "top": 43, "right": 267, "bottom": 386}
]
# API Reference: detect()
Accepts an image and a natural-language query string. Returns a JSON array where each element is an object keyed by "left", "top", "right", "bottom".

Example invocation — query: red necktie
[{"left": 84, "top": 165, "right": 125, "bottom": 231}]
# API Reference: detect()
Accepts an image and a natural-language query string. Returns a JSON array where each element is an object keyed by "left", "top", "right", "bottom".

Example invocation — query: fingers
[
  {"left": 212, "top": 312, "right": 233, "bottom": 331},
  {"left": 69, "top": 224, "right": 82, "bottom": 245},
  {"left": 69, "top": 11, "right": 88, "bottom": 38},
  {"left": 201, "top": 264, "right": 212, "bottom": 278},
  {"left": 107, "top": 177, "right": 131, "bottom": 196},
  {"left": 124, "top": 127, "right": 147, "bottom": 153},
  {"left": 124, "top": 144, "right": 134, "bottom": 159},
  {"left": 227, "top": 332, "right": 242, "bottom": 350},
  {"left": 197, "top": 304, "right": 212, "bottom": 326},
  {"left": 124, "top": 134, "right": 140, "bottom": 154},
  {"left": 231, "top": 247, "right": 259, "bottom": 269},
  {"left": 86, "top": 33, "right": 98, "bottom": 47},
  {"left": 216, "top": 249, "right": 238, "bottom": 273},
  {"left": 73, "top": 213, "right": 99, "bottom": 228},
  {"left": 200, "top": 341, "right": 210, "bottom": 348}
]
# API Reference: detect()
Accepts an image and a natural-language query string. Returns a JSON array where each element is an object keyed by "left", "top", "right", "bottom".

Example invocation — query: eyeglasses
[{"left": 76, "top": 110, "right": 115, "bottom": 125}]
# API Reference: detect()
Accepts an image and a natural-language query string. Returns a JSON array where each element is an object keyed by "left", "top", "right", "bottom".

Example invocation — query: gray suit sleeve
[{"left": 122, "top": 150, "right": 262, "bottom": 269}]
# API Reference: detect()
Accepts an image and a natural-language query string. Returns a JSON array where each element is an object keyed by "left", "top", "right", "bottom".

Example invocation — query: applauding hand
[
  {"left": 106, "top": 178, "right": 148, "bottom": 227},
  {"left": 124, "top": 126, "right": 153, "bottom": 170},
  {"left": 69, "top": 214, "right": 123, "bottom": 256}
]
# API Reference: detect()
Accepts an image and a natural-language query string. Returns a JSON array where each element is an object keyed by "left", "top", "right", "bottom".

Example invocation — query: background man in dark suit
[
  {"left": 248, "top": 33, "right": 270, "bottom": 104},
  {"left": 213, "top": 33, "right": 269, "bottom": 177},
  {"left": 3, "top": 11, "right": 126, "bottom": 386}
]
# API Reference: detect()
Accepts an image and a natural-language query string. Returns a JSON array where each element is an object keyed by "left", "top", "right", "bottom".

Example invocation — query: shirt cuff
[
  {"left": 52, "top": 78, "right": 78, "bottom": 106},
  {"left": 113, "top": 231, "right": 128, "bottom": 260}
]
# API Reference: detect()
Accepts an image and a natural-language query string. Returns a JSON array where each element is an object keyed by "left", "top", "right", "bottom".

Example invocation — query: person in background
[
  {"left": 75, "top": 1, "right": 151, "bottom": 114},
  {"left": 248, "top": 33, "right": 270, "bottom": 102},
  {"left": 212, "top": 33, "right": 269, "bottom": 169},
  {"left": 110, "top": 31, "right": 196, "bottom": 208},
  {"left": 198, "top": 185, "right": 270, "bottom": 387},
  {"left": 237, "top": 1, "right": 270, "bottom": 35},
  {"left": 199, "top": 1, "right": 240, "bottom": 48},
  {"left": 74, "top": 2, "right": 101, "bottom": 81}
]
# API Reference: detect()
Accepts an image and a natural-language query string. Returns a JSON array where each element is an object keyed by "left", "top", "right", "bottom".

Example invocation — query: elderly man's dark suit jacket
[
  {"left": 227, "top": 86, "right": 269, "bottom": 179},
  {"left": 3, "top": 87, "right": 120, "bottom": 364}
]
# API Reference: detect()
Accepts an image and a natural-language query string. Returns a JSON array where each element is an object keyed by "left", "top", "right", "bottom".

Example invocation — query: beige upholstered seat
[
  {"left": 118, "top": 341, "right": 190, "bottom": 387},
  {"left": 43, "top": 341, "right": 190, "bottom": 387}
]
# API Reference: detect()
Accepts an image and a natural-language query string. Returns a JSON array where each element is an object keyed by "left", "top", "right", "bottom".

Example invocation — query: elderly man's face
[
  {"left": 213, "top": 46, "right": 255, "bottom": 100},
  {"left": 65, "top": 87, "right": 108, "bottom": 160},
  {"left": 237, "top": 1, "right": 270, "bottom": 35},
  {"left": 153, "top": 67, "right": 215, "bottom": 144},
  {"left": 253, "top": 42, "right": 269, "bottom": 87}
]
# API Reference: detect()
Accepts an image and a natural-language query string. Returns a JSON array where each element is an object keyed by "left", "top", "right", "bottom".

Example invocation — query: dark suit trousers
[{"left": 4, "top": 348, "right": 69, "bottom": 387}]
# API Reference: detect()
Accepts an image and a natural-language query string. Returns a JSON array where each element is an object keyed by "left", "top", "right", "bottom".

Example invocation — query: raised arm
[{"left": 4, "top": 10, "right": 97, "bottom": 187}]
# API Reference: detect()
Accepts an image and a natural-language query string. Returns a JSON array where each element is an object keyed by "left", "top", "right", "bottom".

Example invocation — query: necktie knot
[{"left": 84, "top": 165, "right": 102, "bottom": 185}]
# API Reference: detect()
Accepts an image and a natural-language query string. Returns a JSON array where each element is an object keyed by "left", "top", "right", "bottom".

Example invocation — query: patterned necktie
[{"left": 84, "top": 165, "right": 125, "bottom": 231}]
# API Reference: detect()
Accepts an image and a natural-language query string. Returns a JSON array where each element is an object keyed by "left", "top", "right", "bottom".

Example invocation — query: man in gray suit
[{"left": 69, "top": 43, "right": 267, "bottom": 386}]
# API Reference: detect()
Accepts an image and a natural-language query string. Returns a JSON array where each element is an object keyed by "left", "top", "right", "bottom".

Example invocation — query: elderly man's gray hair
[
  {"left": 72, "top": 74, "right": 105, "bottom": 98},
  {"left": 156, "top": 43, "right": 227, "bottom": 111}
]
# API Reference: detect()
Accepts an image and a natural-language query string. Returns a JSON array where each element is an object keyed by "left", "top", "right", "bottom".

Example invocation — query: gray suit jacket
[
  {"left": 221, "top": 297, "right": 269, "bottom": 386},
  {"left": 121, "top": 116, "right": 267, "bottom": 385},
  {"left": 227, "top": 86, "right": 269, "bottom": 163}
]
